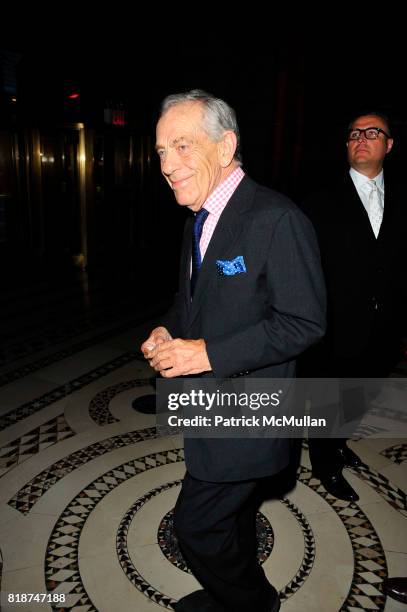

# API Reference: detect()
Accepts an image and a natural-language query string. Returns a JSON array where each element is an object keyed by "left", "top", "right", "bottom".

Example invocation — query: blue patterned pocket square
[{"left": 216, "top": 255, "right": 247, "bottom": 276}]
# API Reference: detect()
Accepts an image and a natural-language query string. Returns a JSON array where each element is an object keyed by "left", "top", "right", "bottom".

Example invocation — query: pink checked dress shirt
[{"left": 199, "top": 166, "right": 245, "bottom": 260}]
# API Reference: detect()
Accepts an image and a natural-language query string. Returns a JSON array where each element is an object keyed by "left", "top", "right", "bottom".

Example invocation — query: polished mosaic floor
[{"left": 1, "top": 274, "right": 407, "bottom": 611}]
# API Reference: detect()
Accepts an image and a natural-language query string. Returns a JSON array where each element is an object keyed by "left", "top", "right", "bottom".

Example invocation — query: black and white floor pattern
[{"left": 1, "top": 309, "right": 407, "bottom": 611}]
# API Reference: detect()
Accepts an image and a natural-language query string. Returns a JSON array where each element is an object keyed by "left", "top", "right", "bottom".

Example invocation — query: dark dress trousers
[
  {"left": 299, "top": 174, "right": 407, "bottom": 475},
  {"left": 164, "top": 175, "right": 326, "bottom": 611}
]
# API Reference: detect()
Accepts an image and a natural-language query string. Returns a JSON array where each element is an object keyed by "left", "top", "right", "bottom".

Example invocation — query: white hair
[{"left": 160, "top": 89, "right": 242, "bottom": 163}]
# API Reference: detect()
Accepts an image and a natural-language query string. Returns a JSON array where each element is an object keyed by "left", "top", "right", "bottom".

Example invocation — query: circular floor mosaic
[
  {"left": 43, "top": 447, "right": 389, "bottom": 611},
  {"left": 116, "top": 480, "right": 315, "bottom": 608},
  {"left": 157, "top": 508, "right": 275, "bottom": 573}
]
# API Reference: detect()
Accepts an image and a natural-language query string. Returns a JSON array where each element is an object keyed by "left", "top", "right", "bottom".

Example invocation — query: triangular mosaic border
[{"left": 41, "top": 449, "right": 388, "bottom": 611}]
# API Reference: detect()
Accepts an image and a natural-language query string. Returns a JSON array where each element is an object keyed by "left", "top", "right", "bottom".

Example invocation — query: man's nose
[{"left": 161, "top": 150, "right": 178, "bottom": 176}]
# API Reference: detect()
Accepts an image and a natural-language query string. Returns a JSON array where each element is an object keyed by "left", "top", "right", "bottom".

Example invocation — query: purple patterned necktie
[{"left": 191, "top": 208, "right": 209, "bottom": 297}]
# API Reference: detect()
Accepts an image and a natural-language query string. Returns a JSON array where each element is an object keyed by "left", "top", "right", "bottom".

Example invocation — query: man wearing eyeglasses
[{"left": 299, "top": 112, "right": 407, "bottom": 503}]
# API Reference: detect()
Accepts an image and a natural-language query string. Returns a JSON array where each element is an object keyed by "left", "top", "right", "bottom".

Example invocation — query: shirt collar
[
  {"left": 203, "top": 166, "right": 245, "bottom": 217},
  {"left": 349, "top": 167, "right": 384, "bottom": 193}
]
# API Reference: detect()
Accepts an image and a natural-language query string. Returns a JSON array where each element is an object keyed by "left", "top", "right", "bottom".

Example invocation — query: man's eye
[
  {"left": 157, "top": 150, "right": 166, "bottom": 158},
  {"left": 178, "top": 144, "right": 189, "bottom": 153}
]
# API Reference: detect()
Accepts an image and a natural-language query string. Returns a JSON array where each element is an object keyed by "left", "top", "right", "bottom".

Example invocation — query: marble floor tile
[
  {"left": 379, "top": 462, "right": 407, "bottom": 494},
  {"left": 34, "top": 345, "right": 129, "bottom": 385},
  {"left": 1, "top": 565, "right": 51, "bottom": 612},
  {"left": 285, "top": 476, "right": 336, "bottom": 516},
  {"left": 0, "top": 376, "right": 59, "bottom": 417},
  {"left": 20, "top": 438, "right": 184, "bottom": 517},
  {"left": 383, "top": 551, "right": 407, "bottom": 612},
  {"left": 0, "top": 398, "right": 69, "bottom": 449},
  {"left": 0, "top": 512, "right": 56, "bottom": 572},
  {"left": 1, "top": 305, "right": 406, "bottom": 611}
]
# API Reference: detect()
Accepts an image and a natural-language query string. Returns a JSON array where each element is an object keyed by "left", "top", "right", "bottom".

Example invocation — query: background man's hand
[
  {"left": 147, "top": 338, "right": 212, "bottom": 377},
  {"left": 140, "top": 327, "right": 173, "bottom": 357}
]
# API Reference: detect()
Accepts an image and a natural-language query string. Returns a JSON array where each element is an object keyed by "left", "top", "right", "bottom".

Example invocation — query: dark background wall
[{"left": 1, "top": 42, "right": 405, "bottom": 299}]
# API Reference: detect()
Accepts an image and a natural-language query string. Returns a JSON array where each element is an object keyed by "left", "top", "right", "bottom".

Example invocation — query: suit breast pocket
[{"left": 216, "top": 272, "right": 254, "bottom": 300}]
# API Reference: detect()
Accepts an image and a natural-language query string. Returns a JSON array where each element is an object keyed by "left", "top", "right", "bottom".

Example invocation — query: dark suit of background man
[
  {"left": 300, "top": 112, "right": 407, "bottom": 502},
  {"left": 140, "top": 90, "right": 326, "bottom": 612}
]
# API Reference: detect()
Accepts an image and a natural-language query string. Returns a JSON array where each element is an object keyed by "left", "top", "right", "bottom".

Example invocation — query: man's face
[
  {"left": 156, "top": 102, "right": 224, "bottom": 211},
  {"left": 347, "top": 114, "right": 393, "bottom": 174}
]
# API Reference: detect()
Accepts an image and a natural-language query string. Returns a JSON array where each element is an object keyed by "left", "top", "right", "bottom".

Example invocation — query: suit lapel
[
  {"left": 180, "top": 217, "right": 193, "bottom": 312},
  {"left": 186, "top": 176, "right": 255, "bottom": 331},
  {"left": 377, "top": 179, "right": 397, "bottom": 241},
  {"left": 344, "top": 175, "right": 377, "bottom": 242},
  {"left": 345, "top": 174, "right": 397, "bottom": 242}
]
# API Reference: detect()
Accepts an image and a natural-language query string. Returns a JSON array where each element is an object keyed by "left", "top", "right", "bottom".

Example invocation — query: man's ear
[
  {"left": 386, "top": 138, "right": 394, "bottom": 155},
  {"left": 218, "top": 131, "right": 238, "bottom": 167}
]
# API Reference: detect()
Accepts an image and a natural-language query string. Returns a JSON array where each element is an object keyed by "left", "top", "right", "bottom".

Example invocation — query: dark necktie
[{"left": 191, "top": 207, "right": 209, "bottom": 297}]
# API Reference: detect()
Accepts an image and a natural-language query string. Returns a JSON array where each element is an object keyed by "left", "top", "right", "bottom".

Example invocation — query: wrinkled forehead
[{"left": 156, "top": 102, "right": 205, "bottom": 137}]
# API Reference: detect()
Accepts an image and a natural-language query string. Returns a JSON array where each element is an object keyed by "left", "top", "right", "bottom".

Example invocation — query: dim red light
[
  {"left": 112, "top": 110, "right": 125, "bottom": 126},
  {"left": 68, "top": 93, "right": 80, "bottom": 100}
]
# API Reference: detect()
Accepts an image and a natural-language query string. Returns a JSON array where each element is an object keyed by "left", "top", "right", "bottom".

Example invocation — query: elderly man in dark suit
[
  {"left": 300, "top": 112, "right": 407, "bottom": 503},
  {"left": 141, "top": 90, "right": 326, "bottom": 612}
]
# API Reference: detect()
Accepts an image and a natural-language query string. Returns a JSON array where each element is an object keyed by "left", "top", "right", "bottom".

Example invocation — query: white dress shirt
[{"left": 349, "top": 167, "right": 385, "bottom": 237}]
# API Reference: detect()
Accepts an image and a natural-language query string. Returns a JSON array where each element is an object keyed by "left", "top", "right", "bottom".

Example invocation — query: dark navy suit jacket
[{"left": 165, "top": 175, "right": 327, "bottom": 481}]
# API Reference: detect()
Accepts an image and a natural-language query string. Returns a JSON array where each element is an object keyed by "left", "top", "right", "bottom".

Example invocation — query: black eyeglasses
[{"left": 348, "top": 127, "right": 391, "bottom": 141}]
